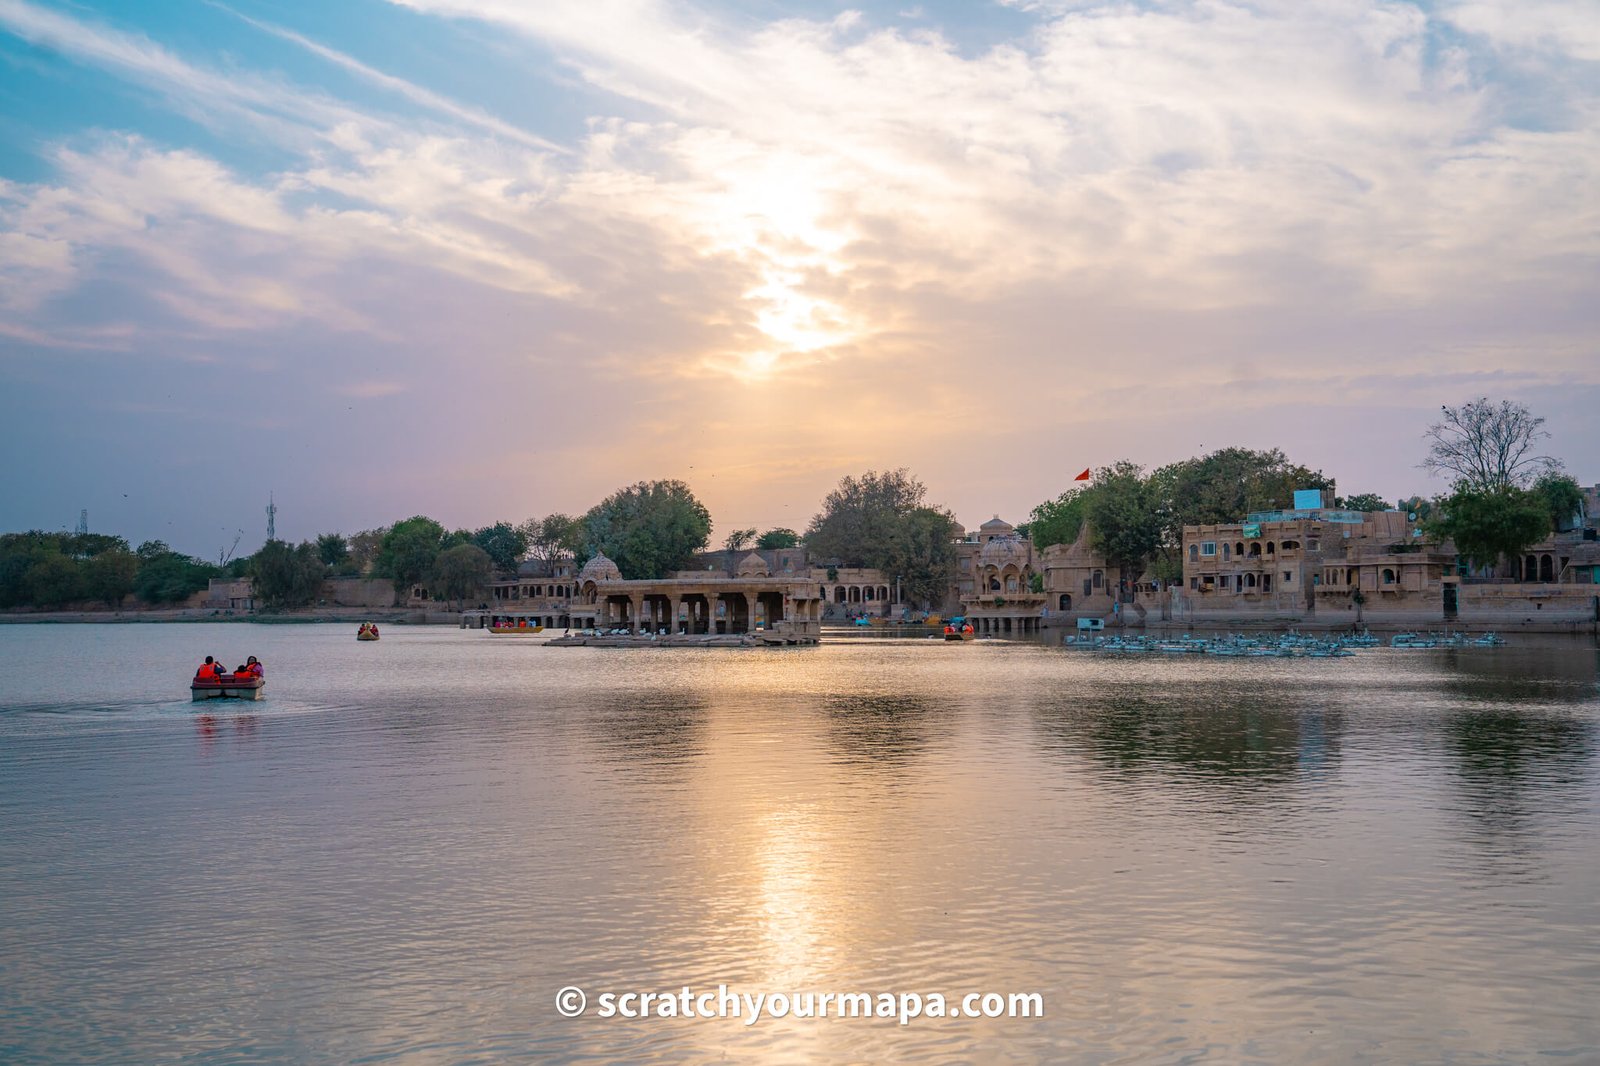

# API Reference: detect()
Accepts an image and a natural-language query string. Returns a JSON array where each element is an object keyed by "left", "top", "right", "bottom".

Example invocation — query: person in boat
[
  {"left": 245, "top": 656, "right": 263, "bottom": 678},
  {"left": 369, "top": 624, "right": 379, "bottom": 637},
  {"left": 195, "top": 656, "right": 224, "bottom": 681}
]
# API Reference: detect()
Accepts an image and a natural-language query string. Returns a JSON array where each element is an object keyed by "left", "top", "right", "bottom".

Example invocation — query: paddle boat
[
  {"left": 191, "top": 673, "right": 266, "bottom": 702},
  {"left": 357, "top": 622, "right": 380, "bottom": 641},
  {"left": 487, "top": 612, "right": 544, "bottom": 636}
]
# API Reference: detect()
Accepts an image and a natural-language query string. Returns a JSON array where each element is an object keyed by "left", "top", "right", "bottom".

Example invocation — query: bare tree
[
  {"left": 1421, "top": 398, "right": 1557, "bottom": 491},
  {"left": 722, "top": 527, "right": 757, "bottom": 553}
]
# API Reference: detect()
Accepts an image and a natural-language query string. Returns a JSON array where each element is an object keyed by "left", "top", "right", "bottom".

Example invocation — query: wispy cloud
[{"left": 1, "top": 0, "right": 1596, "bottom": 538}]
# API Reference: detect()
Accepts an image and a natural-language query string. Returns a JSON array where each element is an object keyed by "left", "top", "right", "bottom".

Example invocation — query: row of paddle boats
[{"left": 1063, "top": 629, "right": 1506, "bottom": 657}]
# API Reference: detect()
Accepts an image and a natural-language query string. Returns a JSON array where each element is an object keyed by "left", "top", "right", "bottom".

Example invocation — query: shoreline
[{"left": 0, "top": 607, "right": 461, "bottom": 625}]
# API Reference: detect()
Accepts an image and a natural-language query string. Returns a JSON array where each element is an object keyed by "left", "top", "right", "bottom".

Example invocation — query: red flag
[{"left": 1074, "top": 468, "right": 1091, "bottom": 481}]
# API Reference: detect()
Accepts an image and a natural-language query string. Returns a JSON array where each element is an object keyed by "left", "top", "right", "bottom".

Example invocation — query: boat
[
  {"left": 357, "top": 623, "right": 380, "bottom": 641},
  {"left": 487, "top": 612, "right": 544, "bottom": 636},
  {"left": 943, "top": 617, "right": 975, "bottom": 641},
  {"left": 191, "top": 675, "right": 266, "bottom": 702},
  {"left": 1472, "top": 632, "right": 1506, "bottom": 647}
]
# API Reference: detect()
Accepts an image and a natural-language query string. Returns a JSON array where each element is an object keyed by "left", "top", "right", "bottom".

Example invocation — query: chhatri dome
[
  {"left": 979, "top": 533, "right": 1030, "bottom": 570},
  {"left": 578, "top": 552, "right": 622, "bottom": 582},
  {"left": 979, "top": 515, "right": 1015, "bottom": 536}
]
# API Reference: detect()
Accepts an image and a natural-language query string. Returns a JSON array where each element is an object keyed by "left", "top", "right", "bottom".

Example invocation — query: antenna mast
[
  {"left": 75, "top": 509, "right": 88, "bottom": 535},
  {"left": 266, "top": 493, "right": 277, "bottom": 542}
]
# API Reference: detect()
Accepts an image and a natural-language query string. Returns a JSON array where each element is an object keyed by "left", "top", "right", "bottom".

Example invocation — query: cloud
[{"left": 1, "top": 0, "right": 1597, "bottom": 536}]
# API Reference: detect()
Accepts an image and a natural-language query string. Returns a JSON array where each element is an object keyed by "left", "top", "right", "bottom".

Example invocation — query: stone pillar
[
  {"left": 743, "top": 592, "right": 756, "bottom": 633},
  {"left": 629, "top": 595, "right": 644, "bottom": 635}
]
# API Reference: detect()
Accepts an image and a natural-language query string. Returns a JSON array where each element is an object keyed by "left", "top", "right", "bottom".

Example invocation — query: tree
[
  {"left": 1339, "top": 493, "right": 1390, "bottom": 512},
  {"left": 1028, "top": 489, "right": 1088, "bottom": 549},
  {"left": 252, "top": 540, "right": 326, "bottom": 609},
  {"left": 347, "top": 528, "right": 387, "bottom": 575},
  {"left": 581, "top": 481, "right": 712, "bottom": 579},
  {"left": 1153, "top": 447, "right": 1333, "bottom": 531},
  {"left": 1084, "top": 461, "right": 1165, "bottom": 593},
  {"left": 804, "top": 469, "right": 929, "bottom": 567},
  {"left": 522, "top": 513, "right": 583, "bottom": 571},
  {"left": 722, "top": 527, "right": 757, "bottom": 553},
  {"left": 373, "top": 516, "right": 446, "bottom": 593},
  {"left": 316, "top": 533, "right": 349, "bottom": 569},
  {"left": 471, "top": 521, "right": 529, "bottom": 573},
  {"left": 756, "top": 528, "right": 800, "bottom": 550},
  {"left": 1532, "top": 471, "right": 1585, "bottom": 531},
  {"left": 879, "top": 507, "right": 958, "bottom": 609},
  {"left": 134, "top": 549, "right": 218, "bottom": 604},
  {"left": 1422, "top": 398, "right": 1556, "bottom": 491},
  {"left": 431, "top": 543, "right": 494, "bottom": 608},
  {"left": 85, "top": 549, "right": 138, "bottom": 609},
  {"left": 24, "top": 554, "right": 86, "bottom": 607},
  {"left": 1429, "top": 484, "right": 1551, "bottom": 572}
]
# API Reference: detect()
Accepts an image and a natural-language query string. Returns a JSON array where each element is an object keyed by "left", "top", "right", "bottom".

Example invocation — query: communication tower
[
  {"left": 75, "top": 509, "right": 88, "bottom": 535},
  {"left": 266, "top": 493, "right": 277, "bottom": 542}
]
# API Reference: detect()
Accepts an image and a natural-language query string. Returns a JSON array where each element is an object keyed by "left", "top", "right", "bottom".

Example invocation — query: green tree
[
  {"left": 347, "top": 528, "right": 387, "bottom": 575},
  {"left": 1028, "top": 489, "right": 1088, "bottom": 549},
  {"left": 1422, "top": 398, "right": 1555, "bottom": 491},
  {"left": 63, "top": 533, "right": 131, "bottom": 559},
  {"left": 1154, "top": 447, "right": 1333, "bottom": 531},
  {"left": 581, "top": 481, "right": 712, "bottom": 579},
  {"left": 1339, "top": 493, "right": 1390, "bottom": 512},
  {"left": 374, "top": 517, "right": 446, "bottom": 593},
  {"left": 85, "top": 548, "right": 138, "bottom": 609},
  {"left": 723, "top": 527, "right": 757, "bottom": 553},
  {"left": 0, "top": 532, "right": 58, "bottom": 607},
  {"left": 24, "top": 553, "right": 87, "bottom": 607},
  {"left": 316, "top": 533, "right": 350, "bottom": 569},
  {"left": 1084, "top": 461, "right": 1165, "bottom": 593},
  {"left": 252, "top": 540, "right": 326, "bottom": 609},
  {"left": 134, "top": 549, "right": 218, "bottom": 604},
  {"left": 879, "top": 507, "right": 958, "bottom": 610},
  {"left": 804, "top": 469, "right": 929, "bottom": 567},
  {"left": 471, "top": 521, "right": 529, "bottom": 573},
  {"left": 1429, "top": 484, "right": 1551, "bottom": 571},
  {"left": 521, "top": 513, "right": 583, "bottom": 571},
  {"left": 1532, "top": 471, "right": 1585, "bottom": 531},
  {"left": 756, "top": 528, "right": 800, "bottom": 550},
  {"left": 431, "top": 543, "right": 494, "bottom": 608}
]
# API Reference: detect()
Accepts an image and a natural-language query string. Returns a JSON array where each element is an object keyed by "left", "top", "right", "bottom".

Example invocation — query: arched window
[
  {"left": 1382, "top": 568, "right": 1396, "bottom": 584},
  {"left": 1245, "top": 573, "right": 1256, "bottom": 588},
  {"left": 1250, "top": 542, "right": 1261, "bottom": 557},
  {"left": 1092, "top": 570, "right": 1103, "bottom": 588},
  {"left": 1059, "top": 594, "right": 1072, "bottom": 610},
  {"left": 1189, "top": 544, "right": 1199, "bottom": 562},
  {"left": 1235, "top": 542, "right": 1244, "bottom": 556},
  {"left": 1223, "top": 543, "right": 1231, "bottom": 560},
  {"left": 1266, "top": 542, "right": 1276, "bottom": 556}
]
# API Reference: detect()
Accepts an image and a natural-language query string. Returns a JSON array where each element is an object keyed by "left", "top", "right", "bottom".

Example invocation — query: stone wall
[{"left": 321, "top": 577, "right": 399, "bottom": 608}]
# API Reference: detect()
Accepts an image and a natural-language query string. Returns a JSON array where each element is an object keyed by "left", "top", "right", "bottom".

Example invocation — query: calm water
[{"left": 2, "top": 624, "right": 1599, "bottom": 1064}]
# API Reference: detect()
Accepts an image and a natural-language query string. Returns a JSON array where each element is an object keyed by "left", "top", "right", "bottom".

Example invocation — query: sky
[{"left": 1, "top": 0, "right": 1596, "bottom": 558}]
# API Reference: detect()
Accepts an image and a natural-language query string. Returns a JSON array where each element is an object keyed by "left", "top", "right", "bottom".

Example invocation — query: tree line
[{"left": 3, "top": 398, "right": 1584, "bottom": 613}]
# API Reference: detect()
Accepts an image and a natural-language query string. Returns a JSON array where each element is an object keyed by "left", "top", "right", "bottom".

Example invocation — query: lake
[{"left": 2, "top": 623, "right": 1598, "bottom": 1064}]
